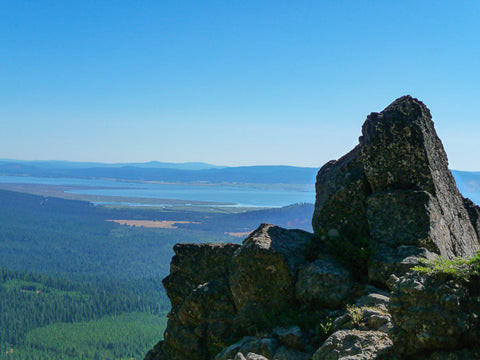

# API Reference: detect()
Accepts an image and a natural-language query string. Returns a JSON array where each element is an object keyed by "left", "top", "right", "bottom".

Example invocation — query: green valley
[{"left": 0, "top": 188, "right": 313, "bottom": 359}]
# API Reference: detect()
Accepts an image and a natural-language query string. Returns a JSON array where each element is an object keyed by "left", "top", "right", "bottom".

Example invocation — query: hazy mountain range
[
  {"left": 0, "top": 161, "right": 479, "bottom": 201},
  {"left": 0, "top": 160, "right": 318, "bottom": 185},
  {"left": 0, "top": 159, "right": 224, "bottom": 170}
]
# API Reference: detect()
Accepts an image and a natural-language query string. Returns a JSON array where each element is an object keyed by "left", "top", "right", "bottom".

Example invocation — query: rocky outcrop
[
  {"left": 146, "top": 225, "right": 338, "bottom": 360},
  {"left": 230, "top": 224, "right": 312, "bottom": 330},
  {"left": 145, "top": 96, "right": 480, "bottom": 360},
  {"left": 163, "top": 243, "right": 240, "bottom": 311},
  {"left": 312, "top": 95, "right": 479, "bottom": 284},
  {"left": 145, "top": 243, "right": 241, "bottom": 360},
  {"left": 313, "top": 330, "right": 393, "bottom": 360},
  {"left": 388, "top": 271, "right": 480, "bottom": 356}
]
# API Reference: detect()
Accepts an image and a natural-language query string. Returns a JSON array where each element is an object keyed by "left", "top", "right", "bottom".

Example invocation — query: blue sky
[{"left": 1, "top": 1, "right": 479, "bottom": 169}]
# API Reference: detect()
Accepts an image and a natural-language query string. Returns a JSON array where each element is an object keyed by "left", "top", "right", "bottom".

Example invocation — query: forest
[
  {"left": 0, "top": 189, "right": 313, "bottom": 359},
  {"left": 0, "top": 268, "right": 167, "bottom": 359}
]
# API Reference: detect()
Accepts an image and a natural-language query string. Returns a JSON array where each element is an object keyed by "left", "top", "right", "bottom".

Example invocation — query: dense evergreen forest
[
  {"left": 0, "top": 268, "right": 167, "bottom": 359},
  {"left": 0, "top": 189, "right": 313, "bottom": 359},
  {"left": 0, "top": 189, "right": 239, "bottom": 278}
]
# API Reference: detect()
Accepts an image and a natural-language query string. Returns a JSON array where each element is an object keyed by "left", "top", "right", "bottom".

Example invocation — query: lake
[
  {"left": 1, "top": 173, "right": 478, "bottom": 207},
  {"left": 0, "top": 176, "right": 316, "bottom": 207}
]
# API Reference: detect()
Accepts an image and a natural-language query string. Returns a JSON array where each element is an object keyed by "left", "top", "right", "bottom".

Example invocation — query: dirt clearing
[{"left": 107, "top": 220, "right": 199, "bottom": 228}]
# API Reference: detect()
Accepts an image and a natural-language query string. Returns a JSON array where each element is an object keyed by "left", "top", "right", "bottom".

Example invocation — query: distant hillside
[
  {"left": 0, "top": 189, "right": 313, "bottom": 279},
  {"left": 0, "top": 159, "right": 223, "bottom": 170}
]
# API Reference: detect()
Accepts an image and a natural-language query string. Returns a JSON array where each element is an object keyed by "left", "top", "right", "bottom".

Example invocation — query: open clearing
[{"left": 107, "top": 219, "right": 200, "bottom": 228}]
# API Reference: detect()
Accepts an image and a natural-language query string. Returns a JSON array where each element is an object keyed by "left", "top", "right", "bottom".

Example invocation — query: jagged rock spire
[{"left": 313, "top": 95, "right": 479, "bottom": 283}]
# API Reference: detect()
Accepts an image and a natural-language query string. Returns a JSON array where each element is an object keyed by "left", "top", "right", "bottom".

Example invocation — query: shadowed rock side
[
  {"left": 145, "top": 96, "right": 480, "bottom": 360},
  {"left": 147, "top": 243, "right": 240, "bottom": 360},
  {"left": 463, "top": 196, "right": 480, "bottom": 239},
  {"left": 230, "top": 224, "right": 313, "bottom": 329}
]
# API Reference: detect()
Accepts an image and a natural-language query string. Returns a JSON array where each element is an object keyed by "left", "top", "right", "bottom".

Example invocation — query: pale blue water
[
  {"left": 0, "top": 176, "right": 315, "bottom": 207},
  {"left": 0, "top": 176, "right": 130, "bottom": 188},
  {"left": 1, "top": 173, "right": 478, "bottom": 207}
]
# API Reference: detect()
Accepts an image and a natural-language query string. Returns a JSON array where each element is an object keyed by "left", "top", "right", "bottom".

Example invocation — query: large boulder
[
  {"left": 163, "top": 243, "right": 240, "bottom": 311},
  {"left": 295, "top": 257, "right": 353, "bottom": 308},
  {"left": 361, "top": 96, "right": 479, "bottom": 282},
  {"left": 312, "top": 145, "right": 371, "bottom": 247},
  {"left": 153, "top": 243, "right": 241, "bottom": 360},
  {"left": 312, "top": 95, "right": 479, "bottom": 284},
  {"left": 366, "top": 190, "right": 446, "bottom": 283},
  {"left": 229, "top": 224, "right": 313, "bottom": 330},
  {"left": 312, "top": 330, "right": 393, "bottom": 360}
]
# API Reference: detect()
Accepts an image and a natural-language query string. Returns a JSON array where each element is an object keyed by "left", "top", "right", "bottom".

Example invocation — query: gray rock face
[
  {"left": 312, "top": 95, "right": 479, "bottom": 283},
  {"left": 360, "top": 97, "right": 439, "bottom": 193},
  {"left": 312, "top": 146, "right": 371, "bottom": 246},
  {"left": 388, "top": 272, "right": 480, "bottom": 355},
  {"left": 272, "top": 326, "right": 305, "bottom": 351},
  {"left": 463, "top": 196, "right": 480, "bottom": 239},
  {"left": 359, "top": 101, "right": 477, "bottom": 256},
  {"left": 354, "top": 293, "right": 390, "bottom": 309},
  {"left": 367, "top": 190, "right": 446, "bottom": 252},
  {"left": 368, "top": 244, "right": 439, "bottom": 285},
  {"left": 147, "top": 224, "right": 326, "bottom": 360},
  {"left": 229, "top": 224, "right": 312, "bottom": 329},
  {"left": 154, "top": 243, "right": 241, "bottom": 360},
  {"left": 163, "top": 243, "right": 240, "bottom": 311},
  {"left": 242, "top": 353, "right": 269, "bottom": 360},
  {"left": 313, "top": 330, "right": 393, "bottom": 360},
  {"left": 273, "top": 346, "right": 311, "bottom": 360},
  {"left": 332, "top": 305, "right": 392, "bottom": 333},
  {"left": 296, "top": 258, "right": 353, "bottom": 308}
]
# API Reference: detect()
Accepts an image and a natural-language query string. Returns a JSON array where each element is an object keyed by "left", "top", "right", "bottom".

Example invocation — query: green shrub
[{"left": 412, "top": 251, "right": 480, "bottom": 282}]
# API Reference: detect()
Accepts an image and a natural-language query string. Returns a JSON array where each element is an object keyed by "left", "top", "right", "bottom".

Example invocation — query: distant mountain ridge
[
  {"left": 0, "top": 160, "right": 318, "bottom": 185},
  {"left": 0, "top": 160, "right": 479, "bottom": 195},
  {"left": 0, "top": 159, "right": 224, "bottom": 170}
]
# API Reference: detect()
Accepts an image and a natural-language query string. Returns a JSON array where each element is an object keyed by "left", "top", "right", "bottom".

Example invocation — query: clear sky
[{"left": 1, "top": 1, "right": 479, "bottom": 169}]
